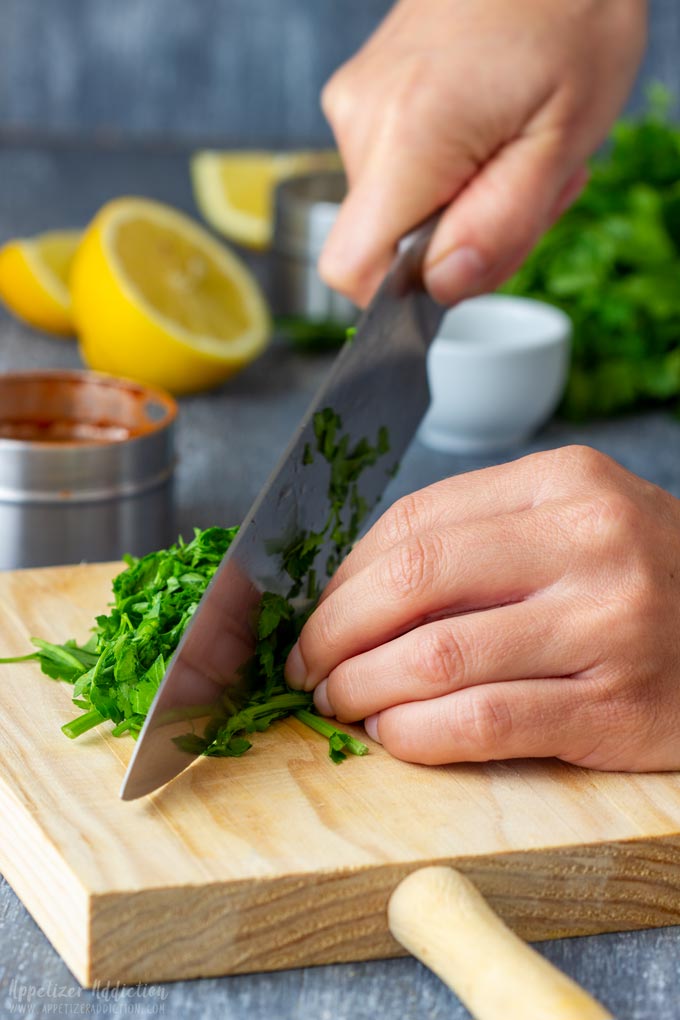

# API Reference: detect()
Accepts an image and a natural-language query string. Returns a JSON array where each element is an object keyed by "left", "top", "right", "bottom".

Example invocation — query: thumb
[{"left": 423, "top": 134, "right": 578, "bottom": 305}]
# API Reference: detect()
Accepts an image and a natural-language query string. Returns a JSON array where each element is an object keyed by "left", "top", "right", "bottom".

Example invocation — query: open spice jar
[{"left": 0, "top": 370, "right": 177, "bottom": 569}]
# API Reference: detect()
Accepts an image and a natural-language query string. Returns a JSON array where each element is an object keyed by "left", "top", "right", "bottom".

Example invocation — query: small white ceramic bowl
[{"left": 418, "top": 294, "right": 571, "bottom": 454}]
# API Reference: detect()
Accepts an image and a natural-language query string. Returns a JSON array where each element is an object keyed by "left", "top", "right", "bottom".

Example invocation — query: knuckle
[
  {"left": 533, "top": 445, "right": 612, "bottom": 488},
  {"left": 379, "top": 492, "right": 428, "bottom": 549},
  {"left": 564, "top": 444, "right": 616, "bottom": 482},
  {"left": 415, "top": 627, "right": 469, "bottom": 692},
  {"left": 326, "top": 664, "right": 364, "bottom": 722},
  {"left": 569, "top": 490, "right": 640, "bottom": 549},
  {"left": 459, "top": 689, "right": 514, "bottom": 755},
  {"left": 383, "top": 533, "right": 441, "bottom": 602},
  {"left": 321, "top": 69, "right": 354, "bottom": 126}
]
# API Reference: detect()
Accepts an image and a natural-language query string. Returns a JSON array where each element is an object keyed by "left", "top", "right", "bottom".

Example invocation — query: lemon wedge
[
  {"left": 70, "top": 197, "right": 271, "bottom": 395},
  {"left": 191, "top": 149, "right": 342, "bottom": 249},
  {"left": 0, "top": 230, "right": 81, "bottom": 335}
]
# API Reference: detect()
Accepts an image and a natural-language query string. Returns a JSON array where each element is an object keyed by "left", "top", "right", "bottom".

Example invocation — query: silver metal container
[
  {"left": 272, "top": 171, "right": 356, "bottom": 326},
  {"left": 0, "top": 371, "right": 177, "bottom": 569}
]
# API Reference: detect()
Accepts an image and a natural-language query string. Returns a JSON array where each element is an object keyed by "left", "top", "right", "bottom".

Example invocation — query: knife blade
[{"left": 120, "top": 219, "right": 445, "bottom": 800}]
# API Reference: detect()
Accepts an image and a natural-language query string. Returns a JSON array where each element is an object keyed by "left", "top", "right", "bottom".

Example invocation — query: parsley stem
[
  {"left": 294, "top": 709, "right": 369, "bottom": 757},
  {"left": 111, "top": 719, "right": 133, "bottom": 737},
  {"left": 61, "top": 708, "right": 106, "bottom": 740}
]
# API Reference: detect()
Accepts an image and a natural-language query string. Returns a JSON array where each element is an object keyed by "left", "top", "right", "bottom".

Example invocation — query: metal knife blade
[{"left": 120, "top": 220, "right": 445, "bottom": 800}]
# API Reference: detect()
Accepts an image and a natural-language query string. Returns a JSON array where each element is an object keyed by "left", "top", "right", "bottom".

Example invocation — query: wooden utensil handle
[{"left": 388, "top": 866, "right": 613, "bottom": 1020}]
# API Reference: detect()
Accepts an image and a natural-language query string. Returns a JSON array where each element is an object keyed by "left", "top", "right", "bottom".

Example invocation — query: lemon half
[
  {"left": 191, "top": 149, "right": 342, "bottom": 249},
  {"left": 71, "top": 197, "right": 271, "bottom": 395},
  {"left": 0, "top": 230, "right": 81, "bottom": 335}
]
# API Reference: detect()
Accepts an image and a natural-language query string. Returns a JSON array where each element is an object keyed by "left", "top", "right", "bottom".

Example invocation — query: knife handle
[
  {"left": 397, "top": 213, "right": 441, "bottom": 263},
  {"left": 388, "top": 866, "right": 613, "bottom": 1020}
]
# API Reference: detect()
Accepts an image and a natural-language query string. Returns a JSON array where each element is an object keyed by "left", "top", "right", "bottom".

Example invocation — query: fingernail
[
  {"left": 424, "top": 246, "right": 485, "bottom": 304},
  {"left": 285, "top": 642, "right": 307, "bottom": 690},
  {"left": 313, "top": 679, "right": 334, "bottom": 717},
  {"left": 364, "top": 713, "right": 382, "bottom": 744}
]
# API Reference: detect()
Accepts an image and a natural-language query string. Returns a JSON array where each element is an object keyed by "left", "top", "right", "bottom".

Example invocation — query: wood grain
[{"left": 1, "top": 563, "right": 680, "bottom": 987}]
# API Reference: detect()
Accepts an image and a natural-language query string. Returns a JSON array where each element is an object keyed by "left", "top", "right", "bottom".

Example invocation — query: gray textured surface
[
  {"left": 2, "top": 144, "right": 680, "bottom": 1017},
  {"left": 0, "top": 0, "right": 679, "bottom": 146},
  {"left": 0, "top": 0, "right": 387, "bottom": 146}
]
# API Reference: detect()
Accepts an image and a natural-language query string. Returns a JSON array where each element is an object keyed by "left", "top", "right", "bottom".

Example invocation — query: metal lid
[
  {"left": 273, "top": 171, "right": 347, "bottom": 260},
  {"left": 0, "top": 371, "right": 177, "bottom": 503}
]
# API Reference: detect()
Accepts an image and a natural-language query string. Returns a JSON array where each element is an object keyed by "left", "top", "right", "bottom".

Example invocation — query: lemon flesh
[
  {"left": 71, "top": 197, "right": 271, "bottom": 395},
  {"left": 0, "top": 230, "right": 81, "bottom": 335},
  {"left": 191, "top": 149, "right": 342, "bottom": 249}
]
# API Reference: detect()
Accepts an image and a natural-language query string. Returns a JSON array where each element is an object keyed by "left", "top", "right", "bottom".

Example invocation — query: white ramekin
[{"left": 418, "top": 294, "right": 572, "bottom": 454}]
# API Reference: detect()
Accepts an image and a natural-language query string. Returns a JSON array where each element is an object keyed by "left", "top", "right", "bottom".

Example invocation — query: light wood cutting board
[{"left": 1, "top": 562, "right": 680, "bottom": 988}]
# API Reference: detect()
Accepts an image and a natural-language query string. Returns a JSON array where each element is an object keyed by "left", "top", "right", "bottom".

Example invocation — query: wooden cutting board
[{"left": 1, "top": 563, "right": 680, "bottom": 989}]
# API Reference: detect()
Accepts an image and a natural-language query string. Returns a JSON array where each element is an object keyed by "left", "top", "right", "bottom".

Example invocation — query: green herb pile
[
  {"left": 2, "top": 408, "right": 391, "bottom": 764},
  {"left": 503, "top": 86, "right": 680, "bottom": 420}
]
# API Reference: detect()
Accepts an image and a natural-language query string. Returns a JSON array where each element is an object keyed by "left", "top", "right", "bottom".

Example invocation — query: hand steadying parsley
[{"left": 1, "top": 408, "right": 391, "bottom": 765}]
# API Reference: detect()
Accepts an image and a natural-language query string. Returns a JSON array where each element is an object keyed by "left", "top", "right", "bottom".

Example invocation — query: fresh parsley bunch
[{"left": 503, "top": 86, "right": 680, "bottom": 420}]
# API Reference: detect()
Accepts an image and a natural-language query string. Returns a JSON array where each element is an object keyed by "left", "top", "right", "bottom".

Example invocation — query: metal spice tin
[
  {"left": 272, "top": 170, "right": 356, "bottom": 325},
  {"left": 0, "top": 370, "right": 177, "bottom": 569}
]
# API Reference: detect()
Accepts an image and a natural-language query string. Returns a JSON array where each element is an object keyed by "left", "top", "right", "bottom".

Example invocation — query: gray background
[{"left": 0, "top": 0, "right": 678, "bottom": 148}]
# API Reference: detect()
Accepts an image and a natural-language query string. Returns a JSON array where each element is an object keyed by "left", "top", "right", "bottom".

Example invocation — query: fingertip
[
  {"left": 364, "top": 713, "right": 382, "bottom": 744},
  {"left": 284, "top": 642, "right": 309, "bottom": 691},
  {"left": 318, "top": 236, "right": 387, "bottom": 307},
  {"left": 313, "top": 679, "right": 334, "bottom": 717}
]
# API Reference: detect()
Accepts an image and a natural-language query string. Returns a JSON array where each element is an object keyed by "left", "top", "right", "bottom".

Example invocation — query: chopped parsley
[{"left": 1, "top": 409, "right": 391, "bottom": 766}]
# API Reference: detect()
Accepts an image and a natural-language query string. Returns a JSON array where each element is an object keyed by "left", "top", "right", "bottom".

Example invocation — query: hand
[
  {"left": 319, "top": 0, "right": 646, "bottom": 306},
  {"left": 285, "top": 447, "right": 680, "bottom": 771}
]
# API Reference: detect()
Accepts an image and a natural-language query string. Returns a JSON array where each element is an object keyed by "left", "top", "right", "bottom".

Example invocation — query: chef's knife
[{"left": 120, "top": 220, "right": 445, "bottom": 800}]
